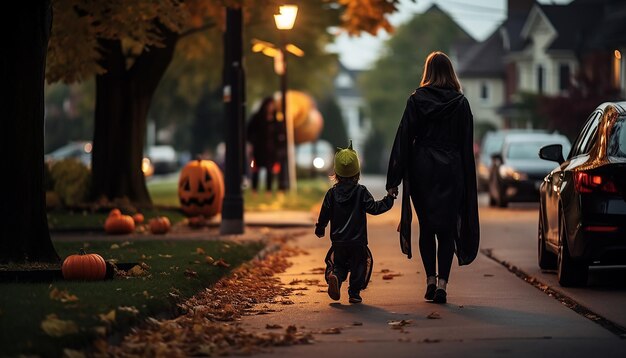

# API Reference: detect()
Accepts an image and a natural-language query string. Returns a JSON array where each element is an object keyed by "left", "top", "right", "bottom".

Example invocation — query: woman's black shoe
[
  {"left": 433, "top": 288, "right": 447, "bottom": 304},
  {"left": 424, "top": 284, "right": 437, "bottom": 300}
]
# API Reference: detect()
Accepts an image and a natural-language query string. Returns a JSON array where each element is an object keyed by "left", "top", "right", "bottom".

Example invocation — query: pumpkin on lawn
[
  {"left": 178, "top": 160, "right": 224, "bottom": 217},
  {"left": 104, "top": 210, "right": 135, "bottom": 234},
  {"left": 62, "top": 249, "right": 107, "bottom": 281},
  {"left": 149, "top": 216, "right": 171, "bottom": 234},
  {"left": 132, "top": 213, "right": 144, "bottom": 224}
]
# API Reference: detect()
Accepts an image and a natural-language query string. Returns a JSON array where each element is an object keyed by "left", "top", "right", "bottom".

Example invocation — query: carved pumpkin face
[{"left": 178, "top": 160, "right": 224, "bottom": 217}]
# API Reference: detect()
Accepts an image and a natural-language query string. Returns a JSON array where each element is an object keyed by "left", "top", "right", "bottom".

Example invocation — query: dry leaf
[
  {"left": 196, "top": 247, "right": 206, "bottom": 255},
  {"left": 62, "top": 348, "right": 86, "bottom": 358},
  {"left": 205, "top": 256, "right": 215, "bottom": 264},
  {"left": 387, "top": 319, "right": 412, "bottom": 328},
  {"left": 427, "top": 312, "right": 441, "bottom": 319},
  {"left": 120, "top": 241, "right": 132, "bottom": 247},
  {"left": 99, "top": 309, "right": 116, "bottom": 324},
  {"left": 265, "top": 324, "right": 283, "bottom": 329},
  {"left": 127, "top": 265, "right": 147, "bottom": 277},
  {"left": 93, "top": 326, "right": 107, "bottom": 336},
  {"left": 158, "top": 254, "right": 173, "bottom": 258},
  {"left": 320, "top": 327, "right": 342, "bottom": 334},
  {"left": 110, "top": 244, "right": 120, "bottom": 249},
  {"left": 184, "top": 269, "right": 199, "bottom": 278},
  {"left": 213, "top": 259, "right": 231, "bottom": 268},
  {"left": 49, "top": 287, "right": 79, "bottom": 303},
  {"left": 382, "top": 273, "right": 402, "bottom": 280},
  {"left": 41, "top": 314, "right": 78, "bottom": 337},
  {"left": 118, "top": 306, "right": 139, "bottom": 315},
  {"left": 352, "top": 322, "right": 363, "bottom": 326},
  {"left": 380, "top": 269, "right": 391, "bottom": 273}
]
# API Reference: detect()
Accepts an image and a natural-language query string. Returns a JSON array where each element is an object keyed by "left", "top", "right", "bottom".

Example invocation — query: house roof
[
  {"left": 335, "top": 61, "right": 363, "bottom": 98},
  {"left": 456, "top": 30, "right": 505, "bottom": 78},
  {"left": 538, "top": 2, "right": 603, "bottom": 52}
]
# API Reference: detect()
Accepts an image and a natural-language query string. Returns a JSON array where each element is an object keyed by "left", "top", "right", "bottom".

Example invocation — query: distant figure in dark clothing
[
  {"left": 316, "top": 141, "right": 395, "bottom": 304},
  {"left": 386, "top": 51, "right": 480, "bottom": 304},
  {"left": 247, "top": 97, "right": 280, "bottom": 194}
]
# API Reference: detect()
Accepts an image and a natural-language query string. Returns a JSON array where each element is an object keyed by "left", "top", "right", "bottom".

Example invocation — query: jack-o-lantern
[{"left": 178, "top": 160, "right": 224, "bottom": 217}]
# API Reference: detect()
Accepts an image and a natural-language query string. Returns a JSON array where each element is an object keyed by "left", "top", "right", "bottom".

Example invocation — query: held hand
[{"left": 388, "top": 187, "right": 399, "bottom": 198}]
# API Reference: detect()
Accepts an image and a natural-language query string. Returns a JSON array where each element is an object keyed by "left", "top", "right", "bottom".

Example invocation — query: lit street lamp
[{"left": 274, "top": 4, "right": 298, "bottom": 192}]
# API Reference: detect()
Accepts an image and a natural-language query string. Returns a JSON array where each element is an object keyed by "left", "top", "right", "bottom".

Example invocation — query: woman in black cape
[{"left": 386, "top": 51, "right": 479, "bottom": 304}]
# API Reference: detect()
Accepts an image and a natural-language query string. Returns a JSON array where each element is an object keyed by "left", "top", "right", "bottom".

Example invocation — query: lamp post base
[
  {"left": 220, "top": 218, "right": 244, "bottom": 235},
  {"left": 220, "top": 197, "right": 244, "bottom": 235}
]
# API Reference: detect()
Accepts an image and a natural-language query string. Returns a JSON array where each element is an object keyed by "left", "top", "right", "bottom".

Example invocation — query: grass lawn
[
  {"left": 0, "top": 239, "right": 264, "bottom": 357},
  {"left": 47, "top": 208, "right": 186, "bottom": 231},
  {"left": 148, "top": 175, "right": 330, "bottom": 211}
]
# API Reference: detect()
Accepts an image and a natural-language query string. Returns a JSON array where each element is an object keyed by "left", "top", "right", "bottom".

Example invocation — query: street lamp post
[
  {"left": 220, "top": 7, "right": 245, "bottom": 235},
  {"left": 274, "top": 5, "right": 298, "bottom": 193}
]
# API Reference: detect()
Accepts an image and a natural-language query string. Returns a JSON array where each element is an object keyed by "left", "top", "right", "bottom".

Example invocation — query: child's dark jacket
[{"left": 315, "top": 183, "right": 394, "bottom": 246}]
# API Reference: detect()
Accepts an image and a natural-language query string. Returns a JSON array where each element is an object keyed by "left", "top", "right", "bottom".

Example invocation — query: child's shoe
[
  {"left": 327, "top": 273, "right": 340, "bottom": 301},
  {"left": 348, "top": 291, "right": 362, "bottom": 304}
]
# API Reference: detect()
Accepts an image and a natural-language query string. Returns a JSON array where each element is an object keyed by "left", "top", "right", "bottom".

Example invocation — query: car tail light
[{"left": 574, "top": 172, "right": 619, "bottom": 194}]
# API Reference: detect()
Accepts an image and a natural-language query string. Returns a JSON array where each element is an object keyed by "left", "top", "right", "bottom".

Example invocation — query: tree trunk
[
  {"left": 0, "top": 1, "right": 59, "bottom": 263},
  {"left": 91, "top": 28, "right": 178, "bottom": 207}
]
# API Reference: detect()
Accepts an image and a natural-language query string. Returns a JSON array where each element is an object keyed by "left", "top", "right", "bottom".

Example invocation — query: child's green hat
[{"left": 334, "top": 140, "right": 360, "bottom": 177}]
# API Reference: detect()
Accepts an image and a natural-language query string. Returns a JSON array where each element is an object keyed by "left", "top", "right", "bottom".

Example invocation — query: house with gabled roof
[{"left": 454, "top": 0, "right": 625, "bottom": 129}]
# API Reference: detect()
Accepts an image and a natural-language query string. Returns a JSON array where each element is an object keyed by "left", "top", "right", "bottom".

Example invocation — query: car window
[
  {"left": 579, "top": 114, "right": 600, "bottom": 155},
  {"left": 607, "top": 115, "right": 626, "bottom": 158},
  {"left": 506, "top": 139, "right": 570, "bottom": 160},
  {"left": 569, "top": 112, "right": 599, "bottom": 158}
]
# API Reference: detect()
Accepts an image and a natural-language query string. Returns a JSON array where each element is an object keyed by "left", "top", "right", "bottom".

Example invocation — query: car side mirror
[{"left": 539, "top": 144, "right": 564, "bottom": 164}]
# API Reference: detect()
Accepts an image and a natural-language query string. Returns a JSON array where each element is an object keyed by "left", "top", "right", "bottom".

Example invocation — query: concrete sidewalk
[{"left": 236, "top": 207, "right": 625, "bottom": 357}]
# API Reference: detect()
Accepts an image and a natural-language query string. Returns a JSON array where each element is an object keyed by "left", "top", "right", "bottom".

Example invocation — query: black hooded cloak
[{"left": 386, "top": 86, "right": 479, "bottom": 265}]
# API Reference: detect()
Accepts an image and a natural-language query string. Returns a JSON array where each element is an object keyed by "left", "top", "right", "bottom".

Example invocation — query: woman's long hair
[{"left": 419, "top": 51, "right": 462, "bottom": 92}]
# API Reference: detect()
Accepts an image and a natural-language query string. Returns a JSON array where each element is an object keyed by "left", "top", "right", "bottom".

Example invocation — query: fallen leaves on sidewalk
[
  {"left": 427, "top": 312, "right": 441, "bottom": 319},
  {"left": 213, "top": 258, "right": 231, "bottom": 268},
  {"left": 387, "top": 319, "right": 412, "bottom": 328},
  {"left": 109, "top": 242, "right": 314, "bottom": 356},
  {"left": 319, "top": 327, "right": 342, "bottom": 334},
  {"left": 382, "top": 273, "right": 402, "bottom": 280}
]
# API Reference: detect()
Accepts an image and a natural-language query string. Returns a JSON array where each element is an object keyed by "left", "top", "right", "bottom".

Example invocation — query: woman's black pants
[
  {"left": 418, "top": 224, "right": 455, "bottom": 281},
  {"left": 250, "top": 166, "right": 274, "bottom": 192}
]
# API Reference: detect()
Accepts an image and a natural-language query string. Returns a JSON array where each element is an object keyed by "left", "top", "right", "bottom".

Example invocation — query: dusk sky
[{"left": 329, "top": 0, "right": 572, "bottom": 70}]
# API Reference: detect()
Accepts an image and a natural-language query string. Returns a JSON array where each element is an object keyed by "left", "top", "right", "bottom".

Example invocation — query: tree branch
[{"left": 179, "top": 21, "right": 216, "bottom": 39}]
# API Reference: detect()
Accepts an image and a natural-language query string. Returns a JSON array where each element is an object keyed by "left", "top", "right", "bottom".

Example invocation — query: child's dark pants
[{"left": 331, "top": 245, "right": 369, "bottom": 294}]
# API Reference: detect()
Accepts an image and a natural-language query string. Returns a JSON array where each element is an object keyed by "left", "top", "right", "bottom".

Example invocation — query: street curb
[{"left": 482, "top": 248, "right": 626, "bottom": 339}]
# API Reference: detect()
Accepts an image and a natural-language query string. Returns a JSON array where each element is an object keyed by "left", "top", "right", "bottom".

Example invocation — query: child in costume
[{"left": 315, "top": 141, "right": 396, "bottom": 303}]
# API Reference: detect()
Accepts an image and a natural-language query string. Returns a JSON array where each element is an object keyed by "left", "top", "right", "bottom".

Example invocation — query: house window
[
  {"left": 559, "top": 63, "right": 571, "bottom": 91},
  {"left": 480, "top": 82, "right": 489, "bottom": 102},
  {"left": 537, "top": 64, "right": 545, "bottom": 94}
]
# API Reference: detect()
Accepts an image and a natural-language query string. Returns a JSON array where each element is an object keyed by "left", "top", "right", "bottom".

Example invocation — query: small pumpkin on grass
[
  {"left": 105, "top": 209, "right": 135, "bottom": 234},
  {"left": 149, "top": 216, "right": 171, "bottom": 234},
  {"left": 62, "top": 249, "right": 107, "bottom": 281},
  {"left": 132, "top": 213, "right": 144, "bottom": 224}
]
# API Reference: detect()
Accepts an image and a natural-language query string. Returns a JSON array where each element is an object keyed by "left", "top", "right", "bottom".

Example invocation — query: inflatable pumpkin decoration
[
  {"left": 62, "top": 248, "right": 107, "bottom": 281},
  {"left": 104, "top": 209, "right": 135, "bottom": 234},
  {"left": 149, "top": 216, "right": 171, "bottom": 234},
  {"left": 178, "top": 160, "right": 224, "bottom": 217}
]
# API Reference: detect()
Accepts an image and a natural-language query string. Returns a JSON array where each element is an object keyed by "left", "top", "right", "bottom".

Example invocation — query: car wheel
[
  {"left": 538, "top": 206, "right": 557, "bottom": 270},
  {"left": 557, "top": 216, "right": 588, "bottom": 287}
]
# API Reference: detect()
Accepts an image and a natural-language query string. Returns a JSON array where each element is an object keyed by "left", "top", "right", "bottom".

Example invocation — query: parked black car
[
  {"left": 538, "top": 102, "right": 626, "bottom": 286},
  {"left": 488, "top": 133, "right": 570, "bottom": 207}
]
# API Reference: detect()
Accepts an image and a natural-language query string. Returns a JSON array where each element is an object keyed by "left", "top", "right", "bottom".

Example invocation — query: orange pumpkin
[
  {"left": 178, "top": 160, "right": 224, "bottom": 217},
  {"left": 149, "top": 216, "right": 171, "bottom": 234},
  {"left": 109, "top": 208, "right": 121, "bottom": 217},
  {"left": 132, "top": 213, "right": 144, "bottom": 224},
  {"left": 62, "top": 248, "right": 107, "bottom": 281},
  {"left": 104, "top": 214, "right": 135, "bottom": 234}
]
